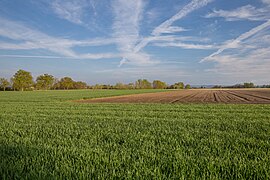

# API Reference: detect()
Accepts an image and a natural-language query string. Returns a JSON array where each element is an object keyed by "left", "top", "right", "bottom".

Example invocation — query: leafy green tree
[
  {"left": 36, "top": 74, "right": 54, "bottom": 90},
  {"left": 92, "top": 84, "right": 103, "bottom": 89},
  {"left": 12, "top": 69, "right": 33, "bottom": 91},
  {"left": 60, "top": 77, "right": 74, "bottom": 90},
  {"left": 127, "top": 83, "right": 135, "bottom": 89},
  {"left": 243, "top": 82, "right": 255, "bottom": 88},
  {"left": 74, "top": 81, "right": 88, "bottom": 89},
  {"left": 0, "top": 78, "right": 10, "bottom": 91},
  {"left": 52, "top": 78, "right": 61, "bottom": 90},
  {"left": 173, "top": 82, "right": 184, "bottom": 89},
  {"left": 135, "top": 79, "right": 142, "bottom": 89},
  {"left": 115, "top": 83, "right": 126, "bottom": 89},
  {"left": 135, "top": 79, "right": 152, "bottom": 89},
  {"left": 101, "top": 84, "right": 112, "bottom": 89},
  {"left": 143, "top": 79, "right": 152, "bottom": 89},
  {"left": 185, "top": 84, "right": 191, "bottom": 89},
  {"left": 153, "top": 80, "right": 167, "bottom": 89}
]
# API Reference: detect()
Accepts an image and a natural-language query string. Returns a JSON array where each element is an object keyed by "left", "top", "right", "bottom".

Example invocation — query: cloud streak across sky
[
  {"left": 0, "top": 0, "right": 270, "bottom": 84},
  {"left": 134, "top": 0, "right": 214, "bottom": 53},
  {"left": 201, "top": 20, "right": 270, "bottom": 62},
  {"left": 205, "top": 5, "right": 270, "bottom": 21}
]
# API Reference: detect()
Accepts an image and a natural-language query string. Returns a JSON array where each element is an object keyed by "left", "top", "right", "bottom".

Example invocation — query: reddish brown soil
[{"left": 78, "top": 89, "right": 270, "bottom": 104}]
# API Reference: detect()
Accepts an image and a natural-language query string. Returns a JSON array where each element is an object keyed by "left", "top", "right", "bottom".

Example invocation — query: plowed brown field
[{"left": 78, "top": 89, "right": 270, "bottom": 104}]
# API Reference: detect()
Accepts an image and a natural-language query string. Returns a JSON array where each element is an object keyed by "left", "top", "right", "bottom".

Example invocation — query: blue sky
[{"left": 0, "top": 0, "right": 269, "bottom": 85}]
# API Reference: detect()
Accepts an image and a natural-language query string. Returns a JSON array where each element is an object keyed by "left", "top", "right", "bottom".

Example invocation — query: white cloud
[
  {"left": 262, "top": 0, "right": 270, "bottom": 5},
  {"left": 152, "top": 0, "right": 214, "bottom": 36},
  {"left": 201, "top": 20, "right": 270, "bottom": 62},
  {"left": 0, "top": 54, "right": 67, "bottom": 59},
  {"left": 145, "top": 8, "right": 161, "bottom": 24},
  {"left": 0, "top": 42, "right": 41, "bottom": 50},
  {"left": 51, "top": 0, "right": 87, "bottom": 25},
  {"left": 50, "top": 0, "right": 106, "bottom": 32},
  {"left": 0, "top": 52, "right": 119, "bottom": 60},
  {"left": 154, "top": 42, "right": 216, "bottom": 50},
  {"left": 112, "top": 0, "right": 144, "bottom": 52},
  {"left": 159, "top": 26, "right": 188, "bottom": 34},
  {"left": 134, "top": 35, "right": 212, "bottom": 53},
  {"left": 205, "top": 5, "right": 270, "bottom": 21},
  {"left": 205, "top": 48, "right": 270, "bottom": 83},
  {"left": 79, "top": 53, "right": 120, "bottom": 59},
  {"left": 0, "top": 17, "right": 76, "bottom": 57},
  {"left": 134, "top": 0, "right": 214, "bottom": 53},
  {"left": 111, "top": 0, "right": 156, "bottom": 66},
  {"left": 120, "top": 52, "right": 158, "bottom": 66},
  {"left": 202, "top": 24, "right": 270, "bottom": 84},
  {"left": 89, "top": 0, "right": 98, "bottom": 16},
  {"left": 0, "top": 17, "right": 119, "bottom": 59}
]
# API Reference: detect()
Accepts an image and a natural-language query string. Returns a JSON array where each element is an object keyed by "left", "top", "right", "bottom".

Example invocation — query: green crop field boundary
[
  {"left": 0, "top": 89, "right": 168, "bottom": 102},
  {"left": 0, "top": 90, "right": 269, "bottom": 179}
]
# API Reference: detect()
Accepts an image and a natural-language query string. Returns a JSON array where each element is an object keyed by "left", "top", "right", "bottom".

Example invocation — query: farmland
[
  {"left": 80, "top": 89, "right": 270, "bottom": 104},
  {"left": 0, "top": 89, "right": 270, "bottom": 179}
]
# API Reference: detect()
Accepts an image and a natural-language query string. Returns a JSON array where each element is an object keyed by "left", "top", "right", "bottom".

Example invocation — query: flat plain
[
  {"left": 79, "top": 89, "right": 270, "bottom": 104},
  {"left": 0, "top": 89, "right": 270, "bottom": 179}
]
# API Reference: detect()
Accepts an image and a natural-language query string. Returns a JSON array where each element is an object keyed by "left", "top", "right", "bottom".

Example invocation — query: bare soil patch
[{"left": 78, "top": 89, "right": 270, "bottom": 104}]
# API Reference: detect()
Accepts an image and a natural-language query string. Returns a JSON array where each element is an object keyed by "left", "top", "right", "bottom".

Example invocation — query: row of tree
[
  {"left": 0, "top": 69, "right": 191, "bottom": 91},
  {"left": 213, "top": 82, "right": 270, "bottom": 89},
  {"left": 0, "top": 70, "right": 88, "bottom": 91},
  {"left": 3, "top": 69, "right": 267, "bottom": 91},
  {"left": 93, "top": 80, "right": 191, "bottom": 90}
]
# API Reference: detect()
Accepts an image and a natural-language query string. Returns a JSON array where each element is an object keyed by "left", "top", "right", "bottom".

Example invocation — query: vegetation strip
[{"left": 0, "top": 90, "right": 270, "bottom": 179}]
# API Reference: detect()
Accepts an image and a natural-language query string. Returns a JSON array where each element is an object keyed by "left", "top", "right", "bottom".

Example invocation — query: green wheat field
[{"left": 0, "top": 90, "right": 269, "bottom": 179}]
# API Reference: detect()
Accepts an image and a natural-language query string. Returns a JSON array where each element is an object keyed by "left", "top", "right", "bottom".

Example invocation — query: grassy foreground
[{"left": 0, "top": 90, "right": 270, "bottom": 179}]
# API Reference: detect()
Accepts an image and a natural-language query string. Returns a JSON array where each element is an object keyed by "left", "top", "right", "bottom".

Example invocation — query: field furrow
[{"left": 80, "top": 89, "right": 270, "bottom": 104}]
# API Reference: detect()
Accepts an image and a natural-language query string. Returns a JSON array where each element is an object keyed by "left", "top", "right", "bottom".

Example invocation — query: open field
[
  {"left": 80, "top": 89, "right": 270, "bottom": 104},
  {"left": 0, "top": 90, "right": 270, "bottom": 179}
]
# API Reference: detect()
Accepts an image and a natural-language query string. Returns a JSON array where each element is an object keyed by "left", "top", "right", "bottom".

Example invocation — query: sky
[{"left": 0, "top": 0, "right": 270, "bottom": 85}]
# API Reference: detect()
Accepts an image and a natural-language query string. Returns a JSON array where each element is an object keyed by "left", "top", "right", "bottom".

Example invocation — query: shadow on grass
[{"left": 0, "top": 144, "right": 57, "bottom": 179}]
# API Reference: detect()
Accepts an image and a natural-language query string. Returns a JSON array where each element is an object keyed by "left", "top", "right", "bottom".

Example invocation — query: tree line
[
  {"left": 0, "top": 70, "right": 89, "bottom": 91},
  {"left": 1, "top": 69, "right": 268, "bottom": 91},
  {"left": 212, "top": 82, "right": 270, "bottom": 89},
  {"left": 0, "top": 69, "right": 191, "bottom": 91}
]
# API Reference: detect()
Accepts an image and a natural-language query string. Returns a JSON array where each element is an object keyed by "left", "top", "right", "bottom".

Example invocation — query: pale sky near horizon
[{"left": 0, "top": 0, "right": 269, "bottom": 85}]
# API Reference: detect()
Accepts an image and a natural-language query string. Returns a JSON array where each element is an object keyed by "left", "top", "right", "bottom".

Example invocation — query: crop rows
[
  {"left": 0, "top": 90, "right": 270, "bottom": 179},
  {"left": 83, "top": 89, "right": 270, "bottom": 104}
]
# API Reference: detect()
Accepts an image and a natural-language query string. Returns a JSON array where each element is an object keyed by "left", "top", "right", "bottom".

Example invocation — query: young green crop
[{"left": 0, "top": 90, "right": 269, "bottom": 179}]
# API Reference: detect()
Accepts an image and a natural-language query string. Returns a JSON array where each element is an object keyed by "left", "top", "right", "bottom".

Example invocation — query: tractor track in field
[{"left": 77, "top": 89, "right": 270, "bottom": 104}]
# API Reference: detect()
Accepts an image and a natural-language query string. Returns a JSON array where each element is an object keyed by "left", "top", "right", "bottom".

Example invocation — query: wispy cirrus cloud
[
  {"left": 201, "top": 20, "right": 270, "bottom": 62},
  {"left": 0, "top": 54, "right": 68, "bottom": 59},
  {"left": 51, "top": 0, "right": 87, "bottom": 25},
  {"left": 133, "top": 35, "right": 212, "bottom": 52},
  {"left": 154, "top": 42, "right": 216, "bottom": 50},
  {"left": 202, "top": 0, "right": 270, "bottom": 78},
  {"left": 262, "top": 0, "right": 270, "bottom": 5},
  {"left": 0, "top": 17, "right": 119, "bottom": 59},
  {"left": 0, "top": 53, "right": 120, "bottom": 59},
  {"left": 205, "top": 5, "right": 270, "bottom": 21},
  {"left": 111, "top": 0, "right": 157, "bottom": 66},
  {"left": 0, "top": 0, "right": 214, "bottom": 66},
  {"left": 159, "top": 26, "right": 188, "bottom": 34},
  {"left": 112, "top": 0, "right": 144, "bottom": 53},
  {"left": 134, "top": 0, "right": 214, "bottom": 53},
  {"left": 204, "top": 47, "right": 270, "bottom": 83},
  {"left": 111, "top": 0, "right": 214, "bottom": 66},
  {"left": 152, "top": 0, "right": 214, "bottom": 36},
  {"left": 50, "top": 0, "right": 109, "bottom": 33},
  {"left": 202, "top": 21, "right": 270, "bottom": 84}
]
